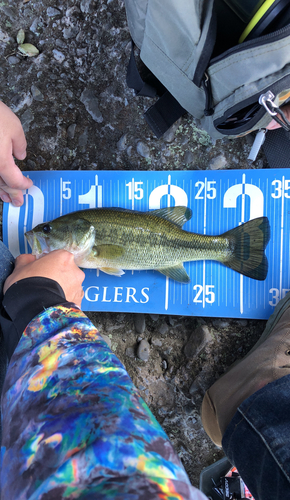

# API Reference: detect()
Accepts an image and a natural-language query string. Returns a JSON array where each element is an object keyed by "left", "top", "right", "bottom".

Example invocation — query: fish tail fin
[{"left": 222, "top": 217, "right": 270, "bottom": 280}]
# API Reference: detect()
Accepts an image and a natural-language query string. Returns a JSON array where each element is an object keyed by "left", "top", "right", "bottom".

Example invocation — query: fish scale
[
  {"left": 74, "top": 209, "right": 232, "bottom": 265},
  {"left": 25, "top": 207, "right": 270, "bottom": 283}
]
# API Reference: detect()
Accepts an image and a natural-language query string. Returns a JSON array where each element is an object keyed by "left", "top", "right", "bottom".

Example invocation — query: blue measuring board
[{"left": 2, "top": 169, "right": 290, "bottom": 319}]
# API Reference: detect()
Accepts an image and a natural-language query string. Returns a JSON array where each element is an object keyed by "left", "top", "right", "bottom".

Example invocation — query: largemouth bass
[{"left": 25, "top": 206, "right": 270, "bottom": 283}]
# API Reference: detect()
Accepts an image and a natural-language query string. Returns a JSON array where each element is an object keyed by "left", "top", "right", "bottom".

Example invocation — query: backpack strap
[
  {"left": 126, "top": 41, "right": 157, "bottom": 98},
  {"left": 126, "top": 42, "right": 186, "bottom": 138},
  {"left": 144, "top": 93, "right": 186, "bottom": 138}
]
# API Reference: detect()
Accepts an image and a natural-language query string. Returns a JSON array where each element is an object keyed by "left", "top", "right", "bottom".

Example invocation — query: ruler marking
[
  {"left": 202, "top": 178, "right": 207, "bottom": 308},
  {"left": 23, "top": 190, "right": 29, "bottom": 253},
  {"left": 189, "top": 178, "right": 192, "bottom": 305},
  {"left": 264, "top": 177, "right": 268, "bottom": 310},
  {"left": 203, "top": 177, "right": 207, "bottom": 234},
  {"left": 239, "top": 174, "right": 247, "bottom": 315},
  {"left": 132, "top": 177, "right": 134, "bottom": 211},
  {"left": 165, "top": 174, "right": 172, "bottom": 311},
  {"left": 60, "top": 178, "right": 63, "bottom": 216},
  {"left": 280, "top": 176, "right": 285, "bottom": 301}
]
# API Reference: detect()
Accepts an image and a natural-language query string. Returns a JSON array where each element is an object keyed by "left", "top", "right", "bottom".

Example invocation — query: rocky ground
[{"left": 0, "top": 0, "right": 269, "bottom": 490}]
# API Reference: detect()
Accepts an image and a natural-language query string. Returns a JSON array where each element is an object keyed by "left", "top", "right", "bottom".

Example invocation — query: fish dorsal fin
[
  {"left": 157, "top": 264, "right": 190, "bottom": 283},
  {"left": 150, "top": 206, "right": 192, "bottom": 227},
  {"left": 93, "top": 244, "right": 125, "bottom": 259}
]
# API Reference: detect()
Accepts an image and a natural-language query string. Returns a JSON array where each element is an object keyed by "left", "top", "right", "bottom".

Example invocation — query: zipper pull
[
  {"left": 248, "top": 128, "right": 267, "bottom": 161},
  {"left": 259, "top": 90, "right": 278, "bottom": 116}
]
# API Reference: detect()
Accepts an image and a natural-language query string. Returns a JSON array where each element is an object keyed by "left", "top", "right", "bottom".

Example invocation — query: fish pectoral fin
[
  {"left": 93, "top": 244, "right": 125, "bottom": 259},
  {"left": 100, "top": 267, "right": 125, "bottom": 277},
  {"left": 158, "top": 264, "right": 190, "bottom": 283},
  {"left": 150, "top": 206, "right": 192, "bottom": 228}
]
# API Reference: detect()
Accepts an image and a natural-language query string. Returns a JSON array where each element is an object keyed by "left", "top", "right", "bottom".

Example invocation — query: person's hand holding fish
[
  {"left": 3, "top": 249, "right": 85, "bottom": 308},
  {"left": 0, "top": 101, "right": 33, "bottom": 206}
]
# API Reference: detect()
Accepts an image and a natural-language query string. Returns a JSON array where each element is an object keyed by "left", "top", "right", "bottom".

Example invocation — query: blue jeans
[
  {"left": 223, "top": 374, "right": 290, "bottom": 499},
  {"left": 0, "top": 242, "right": 14, "bottom": 444}
]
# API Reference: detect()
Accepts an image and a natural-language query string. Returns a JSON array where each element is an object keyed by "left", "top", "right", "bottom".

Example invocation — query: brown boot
[{"left": 201, "top": 294, "right": 290, "bottom": 446}]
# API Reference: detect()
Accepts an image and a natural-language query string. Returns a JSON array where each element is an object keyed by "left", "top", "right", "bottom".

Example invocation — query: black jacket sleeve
[{"left": 0, "top": 277, "right": 72, "bottom": 360}]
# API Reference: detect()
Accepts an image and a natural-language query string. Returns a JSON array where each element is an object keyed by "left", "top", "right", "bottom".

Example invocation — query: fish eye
[{"left": 42, "top": 224, "right": 52, "bottom": 234}]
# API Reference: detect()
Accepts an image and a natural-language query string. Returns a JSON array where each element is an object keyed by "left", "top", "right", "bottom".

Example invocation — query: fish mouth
[{"left": 25, "top": 230, "right": 51, "bottom": 257}]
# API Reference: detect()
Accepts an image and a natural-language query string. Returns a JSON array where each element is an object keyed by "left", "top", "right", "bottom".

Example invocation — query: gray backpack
[{"left": 124, "top": 0, "right": 290, "bottom": 151}]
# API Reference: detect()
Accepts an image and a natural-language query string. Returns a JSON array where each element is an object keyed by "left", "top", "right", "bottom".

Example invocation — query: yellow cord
[{"left": 239, "top": 0, "right": 276, "bottom": 43}]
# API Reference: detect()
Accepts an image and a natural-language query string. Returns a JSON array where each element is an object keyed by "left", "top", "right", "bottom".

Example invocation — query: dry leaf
[
  {"left": 16, "top": 29, "right": 25, "bottom": 45},
  {"left": 18, "top": 43, "right": 39, "bottom": 57}
]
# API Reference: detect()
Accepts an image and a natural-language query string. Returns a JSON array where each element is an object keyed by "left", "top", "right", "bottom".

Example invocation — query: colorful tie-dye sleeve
[{"left": 0, "top": 305, "right": 206, "bottom": 500}]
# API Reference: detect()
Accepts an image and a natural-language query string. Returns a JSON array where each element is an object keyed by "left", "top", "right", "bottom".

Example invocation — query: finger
[
  {"left": 0, "top": 188, "right": 24, "bottom": 207},
  {"left": 0, "top": 166, "right": 33, "bottom": 192},
  {"left": 52, "top": 250, "right": 85, "bottom": 279},
  {"left": 267, "top": 119, "right": 280, "bottom": 130},
  {"left": 14, "top": 254, "right": 36, "bottom": 267},
  {"left": 0, "top": 105, "right": 27, "bottom": 161},
  {"left": 0, "top": 186, "right": 23, "bottom": 206},
  {"left": 47, "top": 249, "right": 76, "bottom": 266},
  {"left": 79, "top": 269, "right": 86, "bottom": 283},
  {"left": 0, "top": 187, "right": 23, "bottom": 206},
  {"left": 58, "top": 252, "right": 86, "bottom": 285},
  {"left": 12, "top": 131, "right": 27, "bottom": 160},
  {"left": 0, "top": 189, "right": 12, "bottom": 203},
  {"left": 75, "top": 270, "right": 86, "bottom": 290},
  {"left": 266, "top": 104, "right": 290, "bottom": 130},
  {"left": 71, "top": 261, "right": 86, "bottom": 284},
  {"left": 8, "top": 192, "right": 24, "bottom": 207},
  {"left": 0, "top": 173, "right": 33, "bottom": 206}
]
